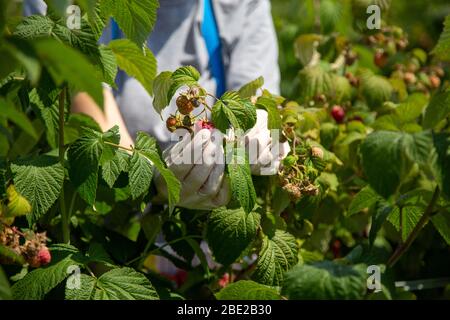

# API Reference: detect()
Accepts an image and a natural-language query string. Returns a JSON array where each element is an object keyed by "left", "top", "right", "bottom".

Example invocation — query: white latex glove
[
  {"left": 154, "top": 127, "right": 230, "bottom": 210},
  {"left": 245, "top": 109, "right": 290, "bottom": 175}
]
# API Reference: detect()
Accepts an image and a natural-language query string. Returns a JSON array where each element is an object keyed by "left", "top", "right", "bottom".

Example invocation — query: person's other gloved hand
[
  {"left": 245, "top": 109, "right": 290, "bottom": 175},
  {"left": 154, "top": 126, "right": 230, "bottom": 210}
]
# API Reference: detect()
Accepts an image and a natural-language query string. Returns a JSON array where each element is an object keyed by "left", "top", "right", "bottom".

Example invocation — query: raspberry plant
[{"left": 0, "top": 0, "right": 449, "bottom": 301}]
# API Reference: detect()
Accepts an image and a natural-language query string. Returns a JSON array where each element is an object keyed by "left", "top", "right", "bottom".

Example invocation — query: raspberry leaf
[
  {"left": 347, "top": 186, "right": 381, "bottom": 217},
  {"left": 109, "top": 39, "right": 156, "bottom": 97},
  {"left": 101, "top": 150, "right": 129, "bottom": 189},
  {"left": 252, "top": 230, "right": 298, "bottom": 286},
  {"left": 11, "top": 254, "right": 83, "bottom": 300},
  {"left": 238, "top": 76, "right": 264, "bottom": 99},
  {"left": 167, "top": 66, "right": 201, "bottom": 103},
  {"left": 100, "top": 0, "right": 159, "bottom": 48},
  {"left": 432, "top": 15, "right": 450, "bottom": 61},
  {"left": 207, "top": 207, "right": 261, "bottom": 266},
  {"left": 216, "top": 280, "right": 281, "bottom": 300},
  {"left": 11, "top": 155, "right": 64, "bottom": 224},
  {"left": 212, "top": 91, "right": 257, "bottom": 133},
  {"left": 360, "top": 130, "right": 434, "bottom": 198},
  {"left": 226, "top": 147, "right": 257, "bottom": 214},
  {"left": 66, "top": 267, "right": 159, "bottom": 300},
  {"left": 298, "top": 66, "right": 332, "bottom": 102},
  {"left": 281, "top": 261, "right": 367, "bottom": 299},
  {"left": 423, "top": 91, "right": 450, "bottom": 129},
  {"left": 152, "top": 71, "right": 173, "bottom": 115},
  {"left": 256, "top": 96, "right": 282, "bottom": 130},
  {"left": 360, "top": 73, "right": 393, "bottom": 110},
  {"left": 132, "top": 132, "right": 180, "bottom": 210},
  {"left": 68, "top": 126, "right": 120, "bottom": 205}
]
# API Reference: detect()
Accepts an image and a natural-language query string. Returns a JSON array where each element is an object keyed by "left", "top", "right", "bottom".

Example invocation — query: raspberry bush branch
[
  {"left": 387, "top": 186, "right": 441, "bottom": 267},
  {"left": 58, "top": 86, "right": 69, "bottom": 244}
]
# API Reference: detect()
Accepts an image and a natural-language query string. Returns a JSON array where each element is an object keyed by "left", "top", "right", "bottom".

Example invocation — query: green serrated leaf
[
  {"left": 360, "top": 74, "right": 393, "bottom": 110},
  {"left": 101, "top": 150, "right": 129, "bottom": 188},
  {"left": 388, "top": 206, "right": 424, "bottom": 241},
  {"left": 65, "top": 273, "right": 96, "bottom": 300},
  {"left": 360, "top": 131, "right": 433, "bottom": 198},
  {"left": 369, "top": 203, "right": 395, "bottom": 245},
  {"left": 394, "top": 93, "right": 428, "bottom": 123},
  {"left": 252, "top": 230, "right": 298, "bottom": 286},
  {"left": 101, "top": 0, "right": 159, "bottom": 47},
  {"left": 4, "top": 184, "right": 31, "bottom": 218},
  {"left": 207, "top": 207, "right": 260, "bottom": 266},
  {"left": 32, "top": 38, "right": 103, "bottom": 106},
  {"left": 238, "top": 76, "right": 264, "bottom": 99},
  {"left": 129, "top": 151, "right": 154, "bottom": 200},
  {"left": 89, "top": 267, "right": 159, "bottom": 300},
  {"left": 348, "top": 186, "right": 380, "bottom": 216},
  {"left": 213, "top": 91, "right": 257, "bottom": 133},
  {"left": 281, "top": 261, "right": 367, "bottom": 300},
  {"left": 12, "top": 255, "right": 82, "bottom": 300},
  {"left": 152, "top": 71, "right": 173, "bottom": 115},
  {"left": 68, "top": 127, "right": 119, "bottom": 205},
  {"left": 432, "top": 15, "right": 450, "bottom": 61},
  {"left": 332, "top": 74, "right": 353, "bottom": 103},
  {"left": 294, "top": 34, "right": 322, "bottom": 66},
  {"left": 298, "top": 66, "right": 332, "bottom": 102},
  {"left": 109, "top": 39, "right": 157, "bottom": 97},
  {"left": 423, "top": 91, "right": 450, "bottom": 129},
  {"left": 98, "top": 45, "right": 118, "bottom": 87},
  {"left": 227, "top": 148, "right": 256, "bottom": 214},
  {"left": 11, "top": 155, "right": 64, "bottom": 222},
  {"left": 431, "top": 212, "right": 450, "bottom": 245},
  {"left": 256, "top": 96, "right": 282, "bottom": 130},
  {"left": 133, "top": 132, "right": 180, "bottom": 209},
  {"left": 167, "top": 66, "right": 201, "bottom": 102},
  {"left": 216, "top": 280, "right": 281, "bottom": 300}
]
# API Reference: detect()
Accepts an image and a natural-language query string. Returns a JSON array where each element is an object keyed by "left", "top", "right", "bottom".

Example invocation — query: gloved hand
[
  {"left": 245, "top": 109, "right": 290, "bottom": 175},
  {"left": 154, "top": 126, "right": 230, "bottom": 210}
]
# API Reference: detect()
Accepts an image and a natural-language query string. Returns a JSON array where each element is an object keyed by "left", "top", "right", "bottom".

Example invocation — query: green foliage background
[{"left": 0, "top": 0, "right": 449, "bottom": 301}]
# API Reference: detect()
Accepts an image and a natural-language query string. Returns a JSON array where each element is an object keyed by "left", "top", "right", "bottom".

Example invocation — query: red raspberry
[
  {"left": 218, "top": 273, "right": 230, "bottom": 288},
  {"left": 374, "top": 50, "right": 388, "bottom": 68},
  {"left": 37, "top": 247, "right": 51, "bottom": 266},
  {"left": 195, "top": 120, "right": 215, "bottom": 131},
  {"left": 331, "top": 105, "right": 345, "bottom": 123},
  {"left": 176, "top": 95, "right": 195, "bottom": 115},
  {"left": 429, "top": 75, "right": 441, "bottom": 89},
  {"left": 331, "top": 240, "right": 341, "bottom": 259}
]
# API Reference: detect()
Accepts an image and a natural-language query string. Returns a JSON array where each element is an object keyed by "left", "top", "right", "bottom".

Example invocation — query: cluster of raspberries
[{"left": 0, "top": 225, "right": 51, "bottom": 268}]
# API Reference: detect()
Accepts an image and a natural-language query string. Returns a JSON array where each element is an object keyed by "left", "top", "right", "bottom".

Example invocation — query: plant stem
[
  {"left": 387, "top": 187, "right": 440, "bottom": 268},
  {"left": 399, "top": 206, "right": 404, "bottom": 245},
  {"left": 103, "top": 141, "right": 134, "bottom": 152},
  {"left": 206, "top": 93, "right": 219, "bottom": 101},
  {"left": 59, "top": 88, "right": 69, "bottom": 244}
]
